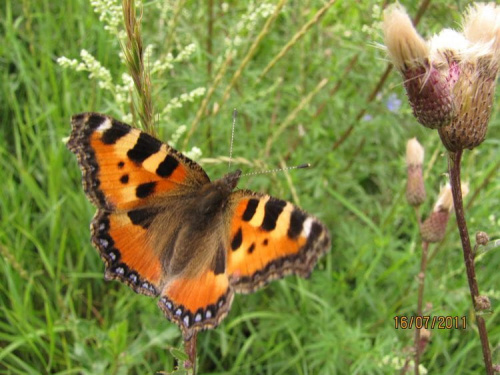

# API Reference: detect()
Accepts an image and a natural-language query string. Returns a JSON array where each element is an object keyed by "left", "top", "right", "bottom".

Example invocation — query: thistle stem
[
  {"left": 448, "top": 150, "right": 493, "bottom": 375},
  {"left": 414, "top": 240, "right": 429, "bottom": 375}
]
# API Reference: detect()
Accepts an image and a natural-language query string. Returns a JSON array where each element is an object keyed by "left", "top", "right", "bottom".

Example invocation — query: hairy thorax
[{"left": 147, "top": 170, "right": 241, "bottom": 281}]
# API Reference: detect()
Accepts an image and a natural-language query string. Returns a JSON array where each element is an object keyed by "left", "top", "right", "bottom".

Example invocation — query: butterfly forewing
[
  {"left": 226, "top": 191, "right": 331, "bottom": 293},
  {"left": 68, "top": 113, "right": 209, "bottom": 211}
]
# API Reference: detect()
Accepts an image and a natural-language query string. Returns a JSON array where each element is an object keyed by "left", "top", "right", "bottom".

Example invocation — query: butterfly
[{"left": 68, "top": 112, "right": 331, "bottom": 339}]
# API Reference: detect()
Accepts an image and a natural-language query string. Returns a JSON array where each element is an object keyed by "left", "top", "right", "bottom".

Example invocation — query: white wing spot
[
  {"left": 302, "top": 217, "right": 314, "bottom": 237},
  {"left": 97, "top": 117, "right": 112, "bottom": 131}
]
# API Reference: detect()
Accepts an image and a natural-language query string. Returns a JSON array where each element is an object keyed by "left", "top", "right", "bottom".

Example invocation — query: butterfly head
[
  {"left": 196, "top": 169, "right": 241, "bottom": 217},
  {"left": 219, "top": 169, "right": 242, "bottom": 192}
]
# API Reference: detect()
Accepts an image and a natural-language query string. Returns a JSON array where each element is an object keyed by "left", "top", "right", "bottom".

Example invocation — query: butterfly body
[{"left": 68, "top": 113, "right": 330, "bottom": 339}]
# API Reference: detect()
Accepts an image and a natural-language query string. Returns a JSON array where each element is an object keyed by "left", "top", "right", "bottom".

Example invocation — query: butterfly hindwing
[
  {"left": 91, "top": 210, "right": 162, "bottom": 296},
  {"left": 227, "top": 191, "right": 331, "bottom": 293},
  {"left": 67, "top": 112, "right": 209, "bottom": 211},
  {"left": 158, "top": 265, "right": 233, "bottom": 338}
]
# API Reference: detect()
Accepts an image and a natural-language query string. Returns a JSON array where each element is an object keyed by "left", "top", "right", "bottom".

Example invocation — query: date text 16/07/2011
[{"left": 394, "top": 316, "right": 466, "bottom": 330}]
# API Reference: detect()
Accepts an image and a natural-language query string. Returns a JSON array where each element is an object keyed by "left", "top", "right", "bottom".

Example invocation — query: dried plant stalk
[{"left": 122, "top": 0, "right": 155, "bottom": 134}]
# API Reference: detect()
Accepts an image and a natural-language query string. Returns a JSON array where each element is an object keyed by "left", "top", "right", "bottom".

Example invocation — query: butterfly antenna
[
  {"left": 240, "top": 163, "right": 310, "bottom": 177},
  {"left": 228, "top": 109, "right": 237, "bottom": 171}
]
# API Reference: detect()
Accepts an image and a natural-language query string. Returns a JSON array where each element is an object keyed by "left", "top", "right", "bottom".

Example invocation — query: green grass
[{"left": 1, "top": 0, "right": 499, "bottom": 374}]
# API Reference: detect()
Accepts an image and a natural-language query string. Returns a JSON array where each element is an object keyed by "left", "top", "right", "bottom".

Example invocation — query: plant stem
[
  {"left": 414, "top": 240, "right": 429, "bottom": 375},
  {"left": 448, "top": 150, "right": 493, "bottom": 375},
  {"left": 183, "top": 332, "right": 198, "bottom": 374}
]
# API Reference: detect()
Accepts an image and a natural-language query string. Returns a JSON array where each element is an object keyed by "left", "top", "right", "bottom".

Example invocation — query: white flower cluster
[
  {"left": 151, "top": 55, "right": 174, "bottom": 75},
  {"left": 90, "top": 0, "right": 123, "bottom": 37},
  {"left": 57, "top": 50, "right": 113, "bottom": 90},
  {"left": 57, "top": 50, "right": 133, "bottom": 107},
  {"left": 185, "top": 146, "right": 202, "bottom": 161},
  {"left": 151, "top": 43, "right": 198, "bottom": 75},
  {"left": 80, "top": 49, "right": 113, "bottom": 90},
  {"left": 168, "top": 124, "right": 187, "bottom": 148},
  {"left": 361, "top": 4, "right": 382, "bottom": 39},
  {"left": 174, "top": 43, "right": 197, "bottom": 63},
  {"left": 115, "top": 73, "right": 134, "bottom": 106},
  {"left": 226, "top": 2, "right": 277, "bottom": 48},
  {"left": 143, "top": 44, "right": 155, "bottom": 65},
  {"left": 155, "top": 0, "right": 174, "bottom": 19},
  {"left": 160, "top": 87, "right": 206, "bottom": 117},
  {"left": 236, "top": 2, "right": 275, "bottom": 32}
]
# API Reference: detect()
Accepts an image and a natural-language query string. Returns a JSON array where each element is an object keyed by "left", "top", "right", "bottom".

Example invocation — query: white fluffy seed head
[
  {"left": 434, "top": 183, "right": 469, "bottom": 212},
  {"left": 428, "top": 29, "right": 470, "bottom": 66},
  {"left": 383, "top": 4, "right": 429, "bottom": 70},
  {"left": 463, "top": 3, "right": 500, "bottom": 47},
  {"left": 463, "top": 3, "right": 500, "bottom": 69}
]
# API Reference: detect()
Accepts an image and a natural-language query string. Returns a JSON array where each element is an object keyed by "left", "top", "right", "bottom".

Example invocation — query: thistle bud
[
  {"left": 405, "top": 138, "right": 426, "bottom": 206},
  {"left": 420, "top": 183, "right": 469, "bottom": 243},
  {"left": 417, "top": 328, "right": 431, "bottom": 354},
  {"left": 476, "top": 231, "right": 489, "bottom": 246},
  {"left": 420, "top": 208, "right": 449, "bottom": 243},
  {"left": 475, "top": 295, "right": 491, "bottom": 311}
]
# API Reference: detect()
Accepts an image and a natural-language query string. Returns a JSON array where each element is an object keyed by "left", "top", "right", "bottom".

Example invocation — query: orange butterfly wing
[
  {"left": 68, "top": 113, "right": 210, "bottom": 297},
  {"left": 158, "top": 266, "right": 234, "bottom": 338},
  {"left": 227, "top": 191, "right": 331, "bottom": 293},
  {"left": 68, "top": 112, "right": 209, "bottom": 211}
]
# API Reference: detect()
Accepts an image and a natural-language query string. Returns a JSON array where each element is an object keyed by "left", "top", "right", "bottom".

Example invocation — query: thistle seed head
[
  {"left": 383, "top": 3, "right": 500, "bottom": 144},
  {"left": 438, "top": 4, "right": 500, "bottom": 151},
  {"left": 383, "top": 5, "right": 429, "bottom": 72}
]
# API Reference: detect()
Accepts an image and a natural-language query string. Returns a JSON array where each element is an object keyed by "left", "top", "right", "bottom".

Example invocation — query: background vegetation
[{"left": 1, "top": 0, "right": 499, "bottom": 374}]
